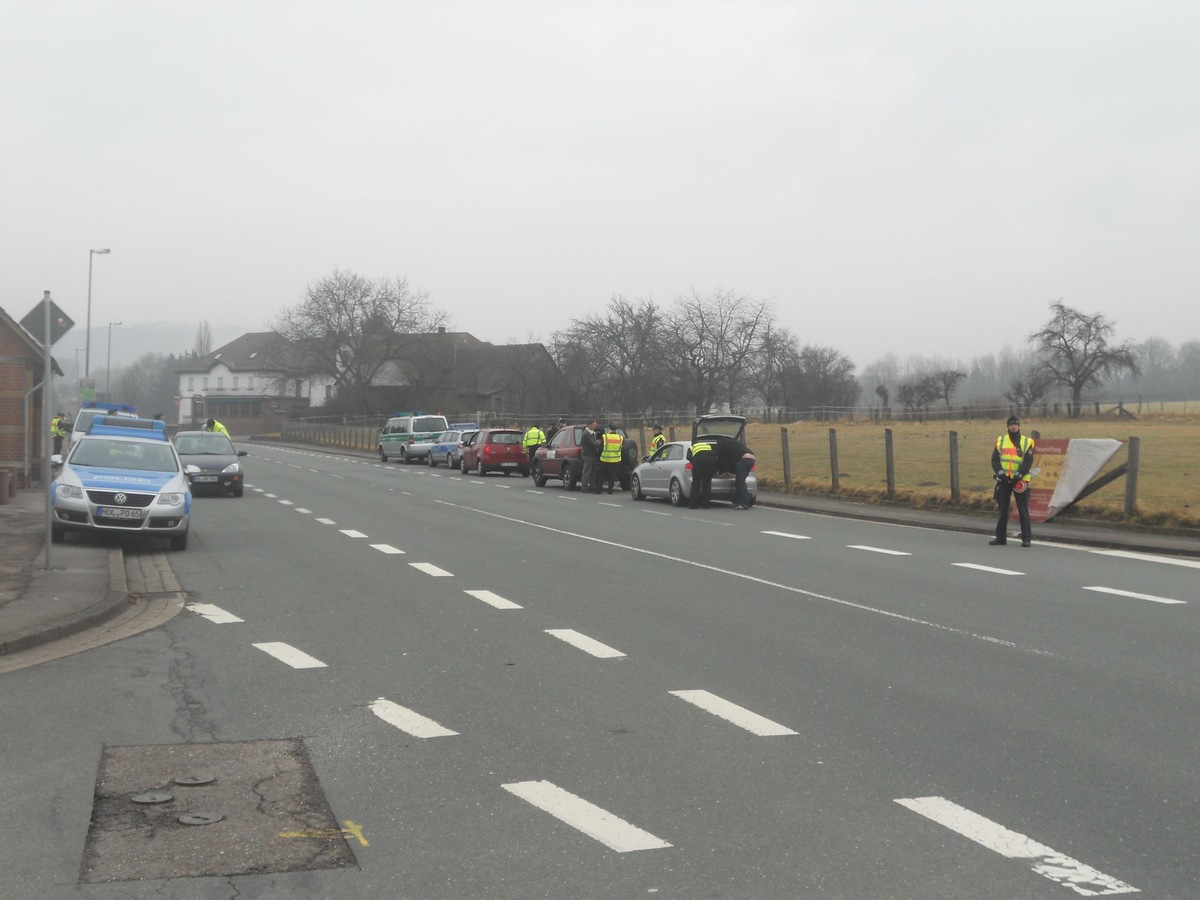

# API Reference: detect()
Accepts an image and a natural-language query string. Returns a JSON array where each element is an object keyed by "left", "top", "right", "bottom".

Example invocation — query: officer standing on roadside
[
  {"left": 522, "top": 422, "right": 546, "bottom": 467},
  {"left": 599, "top": 425, "right": 623, "bottom": 494},
  {"left": 51, "top": 412, "right": 68, "bottom": 456},
  {"left": 650, "top": 424, "right": 666, "bottom": 454},
  {"left": 687, "top": 439, "right": 716, "bottom": 509},
  {"left": 990, "top": 414, "right": 1035, "bottom": 547}
]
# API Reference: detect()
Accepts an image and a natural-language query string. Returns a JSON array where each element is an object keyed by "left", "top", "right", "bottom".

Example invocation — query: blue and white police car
[{"left": 51, "top": 418, "right": 192, "bottom": 551}]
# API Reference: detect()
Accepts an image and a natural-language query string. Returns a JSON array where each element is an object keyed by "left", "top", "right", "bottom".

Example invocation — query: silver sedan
[{"left": 629, "top": 441, "right": 757, "bottom": 507}]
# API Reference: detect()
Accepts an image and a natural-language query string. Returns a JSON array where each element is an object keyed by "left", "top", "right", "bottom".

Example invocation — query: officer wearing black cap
[
  {"left": 991, "top": 414, "right": 1035, "bottom": 547},
  {"left": 650, "top": 423, "right": 666, "bottom": 453}
]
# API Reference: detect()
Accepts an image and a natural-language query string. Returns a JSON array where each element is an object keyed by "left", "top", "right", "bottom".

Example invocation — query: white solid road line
[
  {"left": 339, "top": 529, "right": 368, "bottom": 538},
  {"left": 669, "top": 690, "right": 797, "bottom": 736},
  {"left": 545, "top": 629, "right": 626, "bottom": 658},
  {"left": 370, "top": 543, "right": 405, "bottom": 555},
  {"left": 252, "top": 642, "right": 328, "bottom": 669},
  {"left": 1093, "top": 549, "right": 1200, "bottom": 570},
  {"left": 895, "top": 796, "right": 1139, "bottom": 896},
  {"left": 186, "top": 603, "right": 243, "bottom": 624},
  {"left": 369, "top": 698, "right": 457, "bottom": 738},
  {"left": 763, "top": 530, "right": 811, "bottom": 540},
  {"left": 410, "top": 562, "right": 453, "bottom": 577},
  {"left": 953, "top": 562, "right": 1024, "bottom": 575},
  {"left": 1083, "top": 585, "right": 1186, "bottom": 605},
  {"left": 849, "top": 545, "right": 912, "bottom": 556},
  {"left": 502, "top": 780, "right": 672, "bottom": 853},
  {"left": 465, "top": 589, "right": 523, "bottom": 610}
]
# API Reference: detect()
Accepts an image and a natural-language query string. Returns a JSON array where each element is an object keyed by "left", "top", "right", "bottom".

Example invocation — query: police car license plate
[
  {"left": 98, "top": 507, "right": 142, "bottom": 520},
  {"left": 192, "top": 475, "right": 218, "bottom": 483}
]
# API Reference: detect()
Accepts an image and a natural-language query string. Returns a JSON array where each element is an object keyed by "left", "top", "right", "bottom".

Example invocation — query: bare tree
[
  {"left": 897, "top": 376, "right": 940, "bottom": 415},
  {"left": 795, "top": 345, "right": 861, "bottom": 409},
  {"left": 193, "top": 321, "right": 213, "bottom": 357},
  {"left": 931, "top": 368, "right": 967, "bottom": 410},
  {"left": 1004, "top": 369, "right": 1053, "bottom": 412},
  {"left": 664, "top": 288, "right": 772, "bottom": 413},
  {"left": 271, "top": 269, "right": 446, "bottom": 414},
  {"left": 1031, "top": 301, "right": 1139, "bottom": 417}
]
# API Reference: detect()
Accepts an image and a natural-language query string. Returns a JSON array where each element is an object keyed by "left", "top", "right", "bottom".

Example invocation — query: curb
[{"left": 0, "top": 548, "right": 131, "bottom": 657}]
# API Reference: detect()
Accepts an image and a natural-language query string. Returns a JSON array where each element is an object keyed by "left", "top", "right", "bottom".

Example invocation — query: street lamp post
[
  {"left": 85, "top": 248, "right": 111, "bottom": 377},
  {"left": 74, "top": 348, "right": 83, "bottom": 410},
  {"left": 106, "top": 322, "right": 122, "bottom": 401}
]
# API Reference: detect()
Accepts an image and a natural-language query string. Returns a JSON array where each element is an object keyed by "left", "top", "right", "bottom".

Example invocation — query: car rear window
[
  {"left": 488, "top": 432, "right": 521, "bottom": 444},
  {"left": 413, "top": 416, "right": 449, "bottom": 432}
]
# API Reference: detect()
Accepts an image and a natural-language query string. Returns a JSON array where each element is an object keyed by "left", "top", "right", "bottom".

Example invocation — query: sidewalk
[{"left": 2, "top": 465, "right": 1197, "bottom": 661}]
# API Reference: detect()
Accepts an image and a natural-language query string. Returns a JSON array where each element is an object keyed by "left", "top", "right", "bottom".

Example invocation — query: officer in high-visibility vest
[
  {"left": 599, "top": 426, "right": 624, "bottom": 494},
  {"left": 206, "top": 418, "right": 230, "bottom": 437},
  {"left": 650, "top": 424, "right": 666, "bottom": 454},
  {"left": 522, "top": 424, "right": 546, "bottom": 467},
  {"left": 687, "top": 440, "right": 716, "bottom": 509},
  {"left": 51, "top": 412, "right": 68, "bottom": 455},
  {"left": 990, "top": 414, "right": 1035, "bottom": 547}
]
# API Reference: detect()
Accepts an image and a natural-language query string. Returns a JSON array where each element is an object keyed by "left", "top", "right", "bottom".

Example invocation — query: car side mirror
[{"left": 238, "top": 450, "right": 248, "bottom": 457}]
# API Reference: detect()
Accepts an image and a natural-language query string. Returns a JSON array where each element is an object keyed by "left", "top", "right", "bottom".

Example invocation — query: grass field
[{"left": 743, "top": 414, "right": 1200, "bottom": 532}]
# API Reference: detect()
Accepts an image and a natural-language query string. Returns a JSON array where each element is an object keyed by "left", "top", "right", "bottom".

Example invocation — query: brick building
[{"left": 0, "top": 305, "right": 62, "bottom": 483}]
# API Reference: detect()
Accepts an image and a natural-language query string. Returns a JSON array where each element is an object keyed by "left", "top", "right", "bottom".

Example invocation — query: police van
[
  {"left": 377, "top": 412, "right": 450, "bottom": 463},
  {"left": 69, "top": 402, "right": 140, "bottom": 450}
]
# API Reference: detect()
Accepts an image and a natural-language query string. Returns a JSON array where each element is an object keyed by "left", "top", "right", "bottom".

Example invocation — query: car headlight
[
  {"left": 221, "top": 462, "right": 241, "bottom": 474},
  {"left": 157, "top": 492, "right": 187, "bottom": 506},
  {"left": 58, "top": 484, "right": 83, "bottom": 500}
]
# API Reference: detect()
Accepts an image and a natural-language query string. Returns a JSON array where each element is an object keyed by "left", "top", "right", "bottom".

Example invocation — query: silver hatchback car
[{"left": 629, "top": 415, "right": 757, "bottom": 507}]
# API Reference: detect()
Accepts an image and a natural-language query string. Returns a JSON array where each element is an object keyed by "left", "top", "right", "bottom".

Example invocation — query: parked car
[
  {"left": 174, "top": 430, "right": 248, "bottom": 496},
  {"left": 531, "top": 424, "right": 637, "bottom": 491},
  {"left": 459, "top": 428, "right": 529, "bottom": 476},
  {"left": 377, "top": 412, "right": 450, "bottom": 463},
  {"left": 51, "top": 433, "right": 192, "bottom": 550},
  {"left": 629, "top": 415, "right": 757, "bottom": 506},
  {"left": 426, "top": 428, "right": 475, "bottom": 469}
]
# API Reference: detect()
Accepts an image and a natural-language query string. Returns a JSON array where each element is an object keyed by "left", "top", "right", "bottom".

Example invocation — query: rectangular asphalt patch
[{"left": 81, "top": 738, "right": 357, "bottom": 883}]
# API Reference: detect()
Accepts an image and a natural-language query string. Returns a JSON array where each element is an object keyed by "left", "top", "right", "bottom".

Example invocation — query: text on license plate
[
  {"left": 192, "top": 475, "right": 218, "bottom": 482},
  {"left": 500, "top": 462, "right": 517, "bottom": 467},
  {"left": 98, "top": 506, "right": 143, "bottom": 520}
]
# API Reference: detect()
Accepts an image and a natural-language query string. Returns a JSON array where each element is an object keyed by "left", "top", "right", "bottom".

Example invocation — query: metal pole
[
  {"left": 106, "top": 321, "right": 121, "bottom": 399},
  {"left": 42, "top": 292, "right": 53, "bottom": 569},
  {"left": 85, "top": 248, "right": 110, "bottom": 377}
]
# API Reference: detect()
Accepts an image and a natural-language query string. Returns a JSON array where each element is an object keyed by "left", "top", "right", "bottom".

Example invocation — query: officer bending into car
[
  {"left": 687, "top": 439, "right": 716, "bottom": 509},
  {"left": 990, "top": 414, "right": 1035, "bottom": 547}
]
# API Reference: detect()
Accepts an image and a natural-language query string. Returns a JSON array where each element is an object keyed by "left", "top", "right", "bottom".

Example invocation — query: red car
[
  {"left": 458, "top": 428, "right": 530, "bottom": 477},
  {"left": 532, "top": 424, "right": 635, "bottom": 490}
]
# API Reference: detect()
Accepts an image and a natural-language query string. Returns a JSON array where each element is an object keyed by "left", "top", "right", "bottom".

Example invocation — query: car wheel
[
  {"left": 379, "top": 446, "right": 388, "bottom": 463},
  {"left": 446, "top": 453, "right": 454, "bottom": 469},
  {"left": 51, "top": 523, "right": 65, "bottom": 543},
  {"left": 460, "top": 456, "right": 468, "bottom": 474},
  {"left": 669, "top": 478, "right": 686, "bottom": 507},
  {"left": 631, "top": 474, "right": 645, "bottom": 500},
  {"left": 400, "top": 449, "right": 409, "bottom": 464},
  {"left": 563, "top": 462, "right": 578, "bottom": 491},
  {"left": 427, "top": 452, "right": 436, "bottom": 467},
  {"left": 233, "top": 484, "right": 244, "bottom": 497},
  {"left": 476, "top": 459, "right": 486, "bottom": 476},
  {"left": 170, "top": 530, "right": 189, "bottom": 551},
  {"left": 533, "top": 462, "right": 548, "bottom": 487}
]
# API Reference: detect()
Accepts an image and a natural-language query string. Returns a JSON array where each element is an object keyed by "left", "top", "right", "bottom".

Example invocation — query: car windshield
[
  {"left": 176, "top": 435, "right": 234, "bottom": 455},
  {"left": 70, "top": 439, "right": 179, "bottom": 473}
]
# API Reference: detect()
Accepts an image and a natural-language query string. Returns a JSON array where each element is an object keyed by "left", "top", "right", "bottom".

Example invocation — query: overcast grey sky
[{"left": 4, "top": 1, "right": 1197, "bottom": 370}]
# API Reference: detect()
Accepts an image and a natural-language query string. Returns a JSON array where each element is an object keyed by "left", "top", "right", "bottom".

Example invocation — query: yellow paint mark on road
[{"left": 277, "top": 820, "right": 368, "bottom": 847}]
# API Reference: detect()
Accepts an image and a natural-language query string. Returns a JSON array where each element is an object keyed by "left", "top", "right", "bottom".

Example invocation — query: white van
[{"left": 377, "top": 412, "right": 450, "bottom": 463}]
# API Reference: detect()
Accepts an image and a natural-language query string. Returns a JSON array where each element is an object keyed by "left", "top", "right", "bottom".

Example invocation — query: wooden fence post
[
  {"left": 885, "top": 428, "right": 895, "bottom": 500},
  {"left": 780, "top": 427, "right": 791, "bottom": 489},
  {"left": 1124, "top": 436, "right": 1140, "bottom": 520},
  {"left": 949, "top": 431, "right": 959, "bottom": 500},
  {"left": 828, "top": 428, "right": 839, "bottom": 493}
]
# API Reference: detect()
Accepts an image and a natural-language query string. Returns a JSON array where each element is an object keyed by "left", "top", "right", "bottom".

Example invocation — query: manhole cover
[
  {"left": 130, "top": 792, "right": 173, "bottom": 804},
  {"left": 174, "top": 774, "right": 215, "bottom": 786},
  {"left": 82, "top": 738, "right": 357, "bottom": 882}
]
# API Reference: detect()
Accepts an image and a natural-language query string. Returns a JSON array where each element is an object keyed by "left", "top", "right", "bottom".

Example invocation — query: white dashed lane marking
[
  {"left": 849, "top": 545, "right": 912, "bottom": 556},
  {"left": 316, "top": 517, "right": 337, "bottom": 525},
  {"left": 895, "top": 796, "right": 1139, "bottom": 896},
  {"left": 953, "top": 563, "right": 1023, "bottom": 575},
  {"left": 1093, "top": 549, "right": 1200, "bottom": 570},
  {"left": 465, "top": 590, "right": 523, "bottom": 610},
  {"left": 1083, "top": 586, "right": 1186, "bottom": 605},
  {"left": 763, "top": 530, "right": 811, "bottom": 540},
  {"left": 253, "top": 642, "right": 327, "bottom": 669},
  {"left": 669, "top": 690, "right": 797, "bottom": 736},
  {"left": 410, "top": 562, "right": 453, "bottom": 577},
  {"left": 370, "top": 544, "right": 405, "bottom": 555},
  {"left": 502, "top": 780, "right": 672, "bottom": 853},
  {"left": 186, "top": 603, "right": 243, "bottom": 624},
  {"left": 545, "top": 629, "right": 625, "bottom": 658},
  {"left": 340, "top": 529, "right": 368, "bottom": 539},
  {"left": 369, "top": 698, "right": 457, "bottom": 738}
]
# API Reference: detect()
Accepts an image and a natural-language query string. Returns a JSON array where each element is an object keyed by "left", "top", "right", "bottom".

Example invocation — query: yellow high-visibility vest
[
  {"left": 650, "top": 433, "right": 666, "bottom": 451},
  {"left": 600, "top": 433, "right": 623, "bottom": 463},
  {"left": 522, "top": 427, "right": 545, "bottom": 449},
  {"left": 690, "top": 441, "right": 713, "bottom": 457},
  {"left": 996, "top": 434, "right": 1034, "bottom": 479}
]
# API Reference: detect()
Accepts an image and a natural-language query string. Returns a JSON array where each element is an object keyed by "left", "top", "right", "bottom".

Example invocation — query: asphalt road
[{"left": 2, "top": 442, "right": 1197, "bottom": 898}]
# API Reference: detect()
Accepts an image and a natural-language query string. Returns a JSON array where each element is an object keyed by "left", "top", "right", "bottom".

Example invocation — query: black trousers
[
  {"left": 995, "top": 481, "right": 1032, "bottom": 542},
  {"left": 689, "top": 454, "right": 716, "bottom": 508}
]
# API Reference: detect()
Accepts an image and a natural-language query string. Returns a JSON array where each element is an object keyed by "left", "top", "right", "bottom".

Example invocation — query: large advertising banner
[{"left": 1018, "top": 437, "right": 1125, "bottom": 523}]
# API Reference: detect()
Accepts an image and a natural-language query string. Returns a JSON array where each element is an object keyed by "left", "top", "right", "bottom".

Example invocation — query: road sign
[{"left": 21, "top": 298, "right": 75, "bottom": 345}]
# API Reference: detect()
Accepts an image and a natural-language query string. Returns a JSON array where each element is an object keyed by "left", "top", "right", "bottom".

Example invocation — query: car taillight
[{"left": 685, "top": 462, "right": 694, "bottom": 471}]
